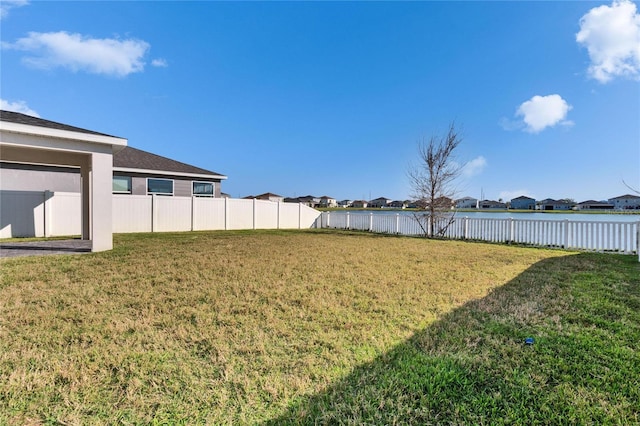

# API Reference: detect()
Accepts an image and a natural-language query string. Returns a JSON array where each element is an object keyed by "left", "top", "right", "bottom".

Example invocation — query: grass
[{"left": 1, "top": 229, "right": 639, "bottom": 424}]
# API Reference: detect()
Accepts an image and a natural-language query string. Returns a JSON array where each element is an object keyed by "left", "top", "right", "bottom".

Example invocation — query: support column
[
  {"left": 90, "top": 151, "right": 113, "bottom": 251},
  {"left": 80, "top": 156, "right": 91, "bottom": 241}
]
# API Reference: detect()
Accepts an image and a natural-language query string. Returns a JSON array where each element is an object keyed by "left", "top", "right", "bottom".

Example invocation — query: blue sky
[{"left": 1, "top": 0, "right": 639, "bottom": 202}]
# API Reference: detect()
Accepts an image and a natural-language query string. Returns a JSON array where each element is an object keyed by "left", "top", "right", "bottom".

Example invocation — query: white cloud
[
  {"left": 0, "top": 0, "right": 28, "bottom": 20},
  {"left": 3, "top": 31, "right": 150, "bottom": 77},
  {"left": 151, "top": 58, "right": 168, "bottom": 67},
  {"left": 462, "top": 156, "right": 487, "bottom": 178},
  {"left": 499, "top": 190, "right": 535, "bottom": 202},
  {"left": 515, "top": 94, "right": 573, "bottom": 133},
  {"left": 576, "top": 0, "right": 640, "bottom": 83},
  {"left": 0, "top": 99, "right": 39, "bottom": 117}
]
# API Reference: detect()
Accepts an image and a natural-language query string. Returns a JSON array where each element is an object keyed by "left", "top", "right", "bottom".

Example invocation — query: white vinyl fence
[
  {"left": 318, "top": 211, "right": 640, "bottom": 257},
  {"left": 0, "top": 190, "right": 320, "bottom": 238}
]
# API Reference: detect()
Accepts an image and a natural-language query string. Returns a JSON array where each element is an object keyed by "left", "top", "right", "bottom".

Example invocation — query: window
[
  {"left": 147, "top": 178, "right": 173, "bottom": 195},
  {"left": 113, "top": 176, "right": 131, "bottom": 193},
  {"left": 193, "top": 181, "right": 214, "bottom": 197}
]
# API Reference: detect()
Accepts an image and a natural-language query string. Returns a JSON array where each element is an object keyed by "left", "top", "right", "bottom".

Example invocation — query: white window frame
[
  {"left": 147, "top": 178, "right": 174, "bottom": 196},
  {"left": 192, "top": 181, "right": 215, "bottom": 197},
  {"left": 112, "top": 175, "right": 132, "bottom": 194}
]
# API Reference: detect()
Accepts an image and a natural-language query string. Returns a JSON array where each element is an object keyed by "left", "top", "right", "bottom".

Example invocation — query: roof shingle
[
  {"left": 114, "top": 146, "right": 225, "bottom": 178},
  {"left": 0, "top": 110, "right": 118, "bottom": 138}
]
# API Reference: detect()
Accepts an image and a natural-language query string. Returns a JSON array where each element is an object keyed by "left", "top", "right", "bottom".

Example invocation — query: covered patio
[{"left": 0, "top": 111, "right": 127, "bottom": 252}]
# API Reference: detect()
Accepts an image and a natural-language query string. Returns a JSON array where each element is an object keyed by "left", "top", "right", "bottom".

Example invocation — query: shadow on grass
[{"left": 264, "top": 253, "right": 640, "bottom": 425}]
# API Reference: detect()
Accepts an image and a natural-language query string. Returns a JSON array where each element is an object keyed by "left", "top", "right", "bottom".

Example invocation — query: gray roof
[
  {"left": 114, "top": 146, "right": 226, "bottom": 178},
  {"left": 2, "top": 110, "right": 225, "bottom": 179},
  {"left": 0, "top": 110, "right": 118, "bottom": 138}
]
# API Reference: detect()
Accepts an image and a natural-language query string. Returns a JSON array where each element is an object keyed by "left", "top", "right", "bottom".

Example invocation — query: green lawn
[{"left": 1, "top": 230, "right": 638, "bottom": 424}]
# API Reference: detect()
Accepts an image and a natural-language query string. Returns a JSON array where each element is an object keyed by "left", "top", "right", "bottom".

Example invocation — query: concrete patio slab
[{"left": 0, "top": 239, "right": 92, "bottom": 258}]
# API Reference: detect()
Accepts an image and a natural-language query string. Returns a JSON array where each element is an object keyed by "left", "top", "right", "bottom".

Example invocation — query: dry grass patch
[{"left": 1, "top": 230, "right": 579, "bottom": 423}]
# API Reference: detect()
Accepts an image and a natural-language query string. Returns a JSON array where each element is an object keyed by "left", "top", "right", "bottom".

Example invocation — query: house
[
  {"left": 536, "top": 199, "right": 574, "bottom": 211},
  {"left": 337, "top": 199, "right": 353, "bottom": 208},
  {"left": 389, "top": 200, "right": 408, "bottom": 209},
  {"left": 369, "top": 197, "right": 392, "bottom": 208},
  {"left": 245, "top": 193, "right": 284, "bottom": 203},
  {"left": 319, "top": 196, "right": 337, "bottom": 208},
  {"left": 433, "top": 196, "right": 454, "bottom": 209},
  {"left": 351, "top": 200, "right": 369, "bottom": 208},
  {"left": 478, "top": 200, "right": 507, "bottom": 209},
  {"left": 112, "top": 147, "right": 226, "bottom": 197},
  {"left": 608, "top": 194, "right": 640, "bottom": 210},
  {"left": 0, "top": 109, "right": 127, "bottom": 251},
  {"left": 455, "top": 197, "right": 478, "bottom": 209},
  {"left": 510, "top": 196, "right": 536, "bottom": 210},
  {"left": 576, "top": 200, "right": 614, "bottom": 210},
  {"left": 1, "top": 145, "right": 227, "bottom": 198},
  {"left": 285, "top": 195, "right": 320, "bottom": 207}
]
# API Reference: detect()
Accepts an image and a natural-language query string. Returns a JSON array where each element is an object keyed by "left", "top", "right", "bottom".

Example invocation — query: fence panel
[
  {"left": 155, "top": 196, "right": 193, "bottom": 232},
  {"left": 227, "top": 198, "right": 255, "bottom": 230},
  {"left": 0, "top": 190, "right": 46, "bottom": 238},
  {"left": 320, "top": 212, "right": 639, "bottom": 255},
  {"left": 255, "top": 200, "right": 278, "bottom": 229},
  {"left": 193, "top": 197, "right": 226, "bottom": 231},
  {"left": 49, "top": 192, "right": 81, "bottom": 236},
  {"left": 113, "top": 195, "right": 152, "bottom": 233},
  {"left": 279, "top": 203, "right": 301, "bottom": 228}
]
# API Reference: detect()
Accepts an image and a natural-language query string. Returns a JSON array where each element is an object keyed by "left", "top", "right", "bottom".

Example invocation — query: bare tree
[
  {"left": 623, "top": 179, "right": 640, "bottom": 195},
  {"left": 408, "top": 122, "right": 463, "bottom": 237}
]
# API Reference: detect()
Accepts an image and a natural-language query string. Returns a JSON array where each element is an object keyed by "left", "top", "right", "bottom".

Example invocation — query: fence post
[
  {"left": 369, "top": 212, "right": 373, "bottom": 232},
  {"left": 396, "top": 213, "right": 400, "bottom": 234},
  {"left": 191, "top": 196, "right": 195, "bottom": 232},
  {"left": 636, "top": 221, "right": 640, "bottom": 262},
  {"left": 464, "top": 216, "right": 468, "bottom": 239},
  {"left": 151, "top": 194, "right": 157, "bottom": 233},
  {"left": 224, "top": 196, "right": 229, "bottom": 230},
  {"left": 346, "top": 212, "right": 350, "bottom": 229},
  {"left": 564, "top": 219, "right": 570, "bottom": 249},
  {"left": 508, "top": 217, "right": 513, "bottom": 243},
  {"left": 253, "top": 198, "right": 257, "bottom": 230},
  {"left": 326, "top": 211, "right": 330, "bottom": 228}
]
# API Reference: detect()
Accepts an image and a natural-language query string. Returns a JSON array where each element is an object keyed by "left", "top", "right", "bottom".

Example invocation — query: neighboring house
[
  {"left": 510, "top": 196, "right": 536, "bottom": 210},
  {"left": 576, "top": 200, "right": 614, "bottom": 210},
  {"left": 536, "top": 199, "right": 574, "bottom": 211},
  {"left": 338, "top": 199, "right": 353, "bottom": 208},
  {"left": 433, "top": 196, "right": 454, "bottom": 209},
  {"left": 389, "top": 200, "right": 408, "bottom": 209},
  {"left": 478, "top": 200, "right": 507, "bottom": 209},
  {"left": 455, "top": 197, "right": 478, "bottom": 209},
  {"left": 112, "top": 147, "right": 226, "bottom": 197},
  {"left": 245, "top": 192, "right": 284, "bottom": 203},
  {"left": 319, "top": 196, "right": 337, "bottom": 208},
  {"left": 608, "top": 194, "right": 640, "bottom": 210},
  {"left": 285, "top": 195, "right": 320, "bottom": 207},
  {"left": 1, "top": 145, "right": 227, "bottom": 197},
  {"left": 352, "top": 200, "right": 369, "bottom": 208},
  {"left": 369, "top": 197, "right": 392, "bottom": 208}
]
